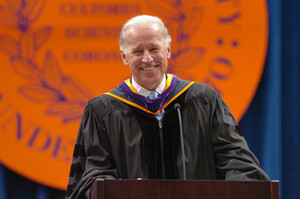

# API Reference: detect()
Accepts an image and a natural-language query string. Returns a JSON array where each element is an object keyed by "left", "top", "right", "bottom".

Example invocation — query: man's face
[{"left": 121, "top": 23, "right": 170, "bottom": 91}]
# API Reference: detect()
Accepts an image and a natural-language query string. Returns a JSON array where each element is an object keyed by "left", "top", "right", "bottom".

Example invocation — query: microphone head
[{"left": 174, "top": 103, "right": 181, "bottom": 110}]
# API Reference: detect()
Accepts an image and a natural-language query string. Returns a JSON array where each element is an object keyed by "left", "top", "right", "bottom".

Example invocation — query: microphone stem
[
  {"left": 158, "top": 120, "right": 166, "bottom": 179},
  {"left": 176, "top": 106, "right": 186, "bottom": 180}
]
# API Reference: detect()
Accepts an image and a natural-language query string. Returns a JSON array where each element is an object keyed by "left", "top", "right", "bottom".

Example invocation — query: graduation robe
[{"left": 65, "top": 74, "right": 269, "bottom": 199}]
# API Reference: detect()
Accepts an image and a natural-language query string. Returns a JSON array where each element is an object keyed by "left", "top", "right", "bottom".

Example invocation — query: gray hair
[{"left": 119, "top": 15, "right": 171, "bottom": 54}]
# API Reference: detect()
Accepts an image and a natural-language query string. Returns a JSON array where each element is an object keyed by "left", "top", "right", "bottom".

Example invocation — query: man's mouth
[{"left": 141, "top": 65, "right": 157, "bottom": 71}]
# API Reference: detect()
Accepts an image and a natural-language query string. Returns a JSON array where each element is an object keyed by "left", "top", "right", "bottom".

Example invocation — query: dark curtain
[
  {"left": 240, "top": 0, "right": 300, "bottom": 198},
  {"left": 0, "top": 0, "right": 299, "bottom": 198}
]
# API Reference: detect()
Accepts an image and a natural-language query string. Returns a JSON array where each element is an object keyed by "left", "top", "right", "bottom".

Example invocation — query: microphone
[{"left": 174, "top": 103, "right": 186, "bottom": 180}]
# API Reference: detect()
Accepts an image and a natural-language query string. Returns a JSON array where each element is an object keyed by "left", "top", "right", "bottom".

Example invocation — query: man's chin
[{"left": 139, "top": 78, "right": 161, "bottom": 90}]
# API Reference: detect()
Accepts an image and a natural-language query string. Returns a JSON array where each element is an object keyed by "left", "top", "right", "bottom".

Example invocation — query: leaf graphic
[
  {"left": 20, "top": 31, "right": 36, "bottom": 61},
  {"left": 182, "top": 6, "right": 204, "bottom": 38},
  {"left": 46, "top": 100, "right": 85, "bottom": 123},
  {"left": 170, "top": 46, "right": 205, "bottom": 70},
  {"left": 0, "top": 34, "right": 20, "bottom": 56},
  {"left": 34, "top": 26, "right": 52, "bottom": 50},
  {"left": 0, "top": 5, "right": 18, "bottom": 29},
  {"left": 20, "top": 26, "right": 52, "bottom": 60},
  {"left": 61, "top": 107, "right": 84, "bottom": 123},
  {"left": 10, "top": 56, "right": 41, "bottom": 81},
  {"left": 4, "top": 0, "right": 23, "bottom": 12},
  {"left": 19, "top": 84, "right": 60, "bottom": 102},
  {"left": 60, "top": 105, "right": 85, "bottom": 123},
  {"left": 62, "top": 76, "right": 93, "bottom": 102},
  {"left": 62, "top": 114, "right": 82, "bottom": 124},
  {"left": 180, "top": 0, "right": 200, "bottom": 12},
  {"left": 42, "top": 51, "right": 64, "bottom": 92},
  {"left": 145, "top": 0, "right": 180, "bottom": 19},
  {"left": 4, "top": 0, "right": 46, "bottom": 25},
  {"left": 23, "top": 0, "right": 46, "bottom": 24},
  {"left": 163, "top": 3, "right": 204, "bottom": 50},
  {"left": 46, "top": 100, "right": 85, "bottom": 115}
]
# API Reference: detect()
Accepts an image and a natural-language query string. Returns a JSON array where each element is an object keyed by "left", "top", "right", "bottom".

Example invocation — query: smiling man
[
  {"left": 120, "top": 16, "right": 171, "bottom": 91},
  {"left": 66, "top": 15, "right": 269, "bottom": 199}
]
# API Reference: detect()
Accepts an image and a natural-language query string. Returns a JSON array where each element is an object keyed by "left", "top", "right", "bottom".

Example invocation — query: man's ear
[
  {"left": 167, "top": 47, "right": 171, "bottom": 58},
  {"left": 121, "top": 52, "right": 129, "bottom": 65}
]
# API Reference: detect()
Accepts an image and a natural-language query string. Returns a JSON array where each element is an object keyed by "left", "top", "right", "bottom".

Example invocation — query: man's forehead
[
  {"left": 128, "top": 20, "right": 160, "bottom": 30},
  {"left": 125, "top": 22, "right": 162, "bottom": 37}
]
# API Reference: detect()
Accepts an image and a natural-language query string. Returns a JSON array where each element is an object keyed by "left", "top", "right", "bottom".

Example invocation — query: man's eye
[
  {"left": 133, "top": 50, "right": 142, "bottom": 54},
  {"left": 151, "top": 48, "right": 159, "bottom": 51}
]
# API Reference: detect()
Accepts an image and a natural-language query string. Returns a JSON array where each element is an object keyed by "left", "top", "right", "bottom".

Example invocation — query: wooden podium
[{"left": 91, "top": 179, "right": 279, "bottom": 199}]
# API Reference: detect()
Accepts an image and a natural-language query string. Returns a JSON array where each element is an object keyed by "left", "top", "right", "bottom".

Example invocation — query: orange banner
[{"left": 0, "top": 0, "right": 268, "bottom": 190}]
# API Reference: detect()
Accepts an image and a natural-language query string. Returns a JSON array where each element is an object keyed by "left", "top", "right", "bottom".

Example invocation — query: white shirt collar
[{"left": 132, "top": 75, "right": 166, "bottom": 97}]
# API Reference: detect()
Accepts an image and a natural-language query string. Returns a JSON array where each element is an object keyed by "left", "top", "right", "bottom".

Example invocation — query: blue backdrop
[
  {"left": 240, "top": 0, "right": 300, "bottom": 198},
  {"left": 0, "top": 0, "right": 299, "bottom": 198}
]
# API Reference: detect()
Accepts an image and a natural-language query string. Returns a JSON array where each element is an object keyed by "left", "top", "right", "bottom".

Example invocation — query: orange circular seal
[{"left": 0, "top": 0, "right": 268, "bottom": 190}]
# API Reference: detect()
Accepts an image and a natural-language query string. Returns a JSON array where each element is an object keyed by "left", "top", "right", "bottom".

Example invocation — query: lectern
[{"left": 91, "top": 179, "right": 279, "bottom": 199}]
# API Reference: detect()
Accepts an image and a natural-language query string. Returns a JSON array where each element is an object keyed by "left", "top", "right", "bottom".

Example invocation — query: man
[{"left": 65, "top": 15, "right": 269, "bottom": 199}]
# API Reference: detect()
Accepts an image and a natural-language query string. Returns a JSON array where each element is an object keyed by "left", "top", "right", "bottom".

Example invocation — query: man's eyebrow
[
  {"left": 132, "top": 46, "right": 141, "bottom": 52},
  {"left": 151, "top": 43, "right": 162, "bottom": 48},
  {"left": 151, "top": 43, "right": 159, "bottom": 47}
]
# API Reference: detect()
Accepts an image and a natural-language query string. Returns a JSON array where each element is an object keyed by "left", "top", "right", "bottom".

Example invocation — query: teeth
[{"left": 143, "top": 66, "right": 155, "bottom": 71}]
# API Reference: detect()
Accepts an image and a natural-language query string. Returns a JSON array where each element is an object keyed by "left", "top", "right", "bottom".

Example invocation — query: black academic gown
[{"left": 65, "top": 77, "right": 269, "bottom": 199}]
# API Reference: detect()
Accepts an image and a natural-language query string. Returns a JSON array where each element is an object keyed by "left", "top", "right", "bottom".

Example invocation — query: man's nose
[{"left": 142, "top": 51, "right": 153, "bottom": 63}]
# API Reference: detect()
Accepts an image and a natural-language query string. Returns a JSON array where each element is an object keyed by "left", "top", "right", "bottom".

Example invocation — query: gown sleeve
[
  {"left": 209, "top": 93, "right": 270, "bottom": 181},
  {"left": 65, "top": 102, "right": 118, "bottom": 199}
]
